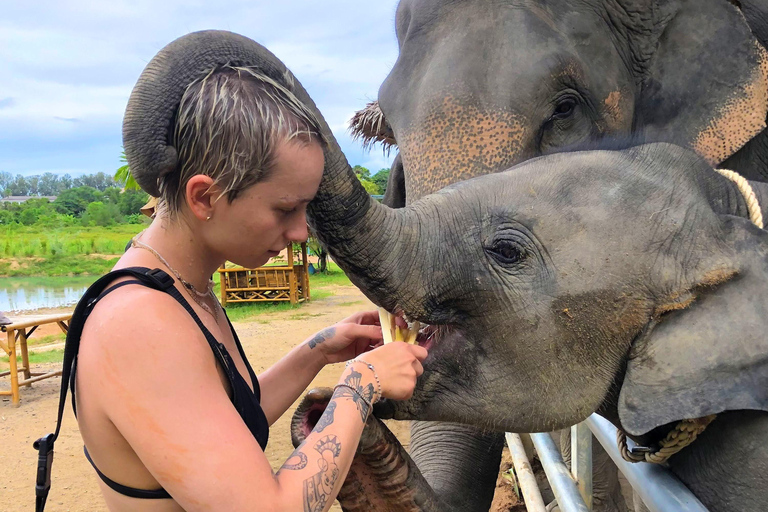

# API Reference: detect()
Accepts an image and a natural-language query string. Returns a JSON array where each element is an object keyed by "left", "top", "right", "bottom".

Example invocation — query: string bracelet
[
  {"left": 345, "top": 360, "right": 382, "bottom": 404},
  {"left": 333, "top": 384, "right": 373, "bottom": 412}
]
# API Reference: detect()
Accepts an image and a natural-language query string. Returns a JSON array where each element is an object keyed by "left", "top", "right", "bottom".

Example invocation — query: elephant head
[
  {"left": 353, "top": 0, "right": 768, "bottom": 204},
  {"left": 357, "top": 142, "right": 768, "bottom": 436}
]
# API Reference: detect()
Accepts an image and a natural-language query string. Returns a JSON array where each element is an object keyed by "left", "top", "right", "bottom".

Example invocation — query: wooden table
[{"left": 0, "top": 313, "right": 72, "bottom": 407}]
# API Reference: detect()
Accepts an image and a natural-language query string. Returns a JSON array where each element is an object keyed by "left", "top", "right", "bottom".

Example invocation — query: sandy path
[{"left": 1, "top": 285, "right": 420, "bottom": 512}]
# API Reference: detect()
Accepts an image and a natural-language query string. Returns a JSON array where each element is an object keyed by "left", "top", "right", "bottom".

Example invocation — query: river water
[{"left": 0, "top": 276, "right": 95, "bottom": 313}]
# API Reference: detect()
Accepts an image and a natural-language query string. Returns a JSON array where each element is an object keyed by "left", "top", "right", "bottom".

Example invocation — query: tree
[
  {"left": 371, "top": 168, "right": 390, "bottom": 195},
  {"left": 81, "top": 201, "right": 121, "bottom": 227},
  {"left": 118, "top": 189, "right": 149, "bottom": 215},
  {"left": 74, "top": 172, "right": 115, "bottom": 191},
  {"left": 114, "top": 151, "right": 142, "bottom": 191},
  {"left": 352, "top": 165, "right": 371, "bottom": 180},
  {"left": 102, "top": 186, "right": 122, "bottom": 205},
  {"left": 39, "top": 173, "right": 66, "bottom": 196},
  {"left": 358, "top": 178, "right": 380, "bottom": 195},
  {"left": 5, "top": 174, "right": 30, "bottom": 196},
  {"left": 54, "top": 186, "right": 102, "bottom": 217}
]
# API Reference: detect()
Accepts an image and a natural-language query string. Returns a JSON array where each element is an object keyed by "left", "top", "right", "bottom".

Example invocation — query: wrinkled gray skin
[
  {"left": 123, "top": 30, "right": 768, "bottom": 512},
  {"left": 314, "top": 142, "right": 768, "bottom": 512},
  {"left": 352, "top": 0, "right": 768, "bottom": 509}
]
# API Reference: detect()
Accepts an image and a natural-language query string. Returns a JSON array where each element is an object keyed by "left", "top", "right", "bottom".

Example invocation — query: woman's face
[{"left": 209, "top": 139, "right": 325, "bottom": 268}]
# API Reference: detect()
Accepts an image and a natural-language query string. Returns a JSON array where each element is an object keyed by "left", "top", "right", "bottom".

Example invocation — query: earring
[{"left": 206, "top": 216, "right": 211, "bottom": 221}]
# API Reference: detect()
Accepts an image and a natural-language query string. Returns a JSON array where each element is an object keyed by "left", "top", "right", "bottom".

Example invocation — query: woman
[{"left": 69, "top": 64, "right": 427, "bottom": 511}]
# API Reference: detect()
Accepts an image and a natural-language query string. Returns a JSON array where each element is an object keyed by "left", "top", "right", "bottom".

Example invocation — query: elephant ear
[
  {"left": 633, "top": 0, "right": 768, "bottom": 166},
  {"left": 618, "top": 217, "right": 768, "bottom": 436}
]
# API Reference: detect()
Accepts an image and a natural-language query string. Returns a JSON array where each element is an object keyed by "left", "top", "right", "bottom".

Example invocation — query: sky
[{"left": 0, "top": 0, "right": 400, "bottom": 178}]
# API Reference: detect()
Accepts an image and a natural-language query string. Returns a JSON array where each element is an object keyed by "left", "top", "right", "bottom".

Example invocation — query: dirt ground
[{"left": 2, "top": 283, "right": 521, "bottom": 512}]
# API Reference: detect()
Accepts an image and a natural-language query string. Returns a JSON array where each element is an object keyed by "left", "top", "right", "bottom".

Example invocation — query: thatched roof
[{"left": 349, "top": 101, "right": 397, "bottom": 152}]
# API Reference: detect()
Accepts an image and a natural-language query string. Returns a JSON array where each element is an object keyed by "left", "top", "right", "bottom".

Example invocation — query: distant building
[{"left": 0, "top": 196, "right": 57, "bottom": 203}]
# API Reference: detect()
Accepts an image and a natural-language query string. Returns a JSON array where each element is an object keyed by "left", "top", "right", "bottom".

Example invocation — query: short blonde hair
[{"left": 158, "top": 65, "right": 325, "bottom": 215}]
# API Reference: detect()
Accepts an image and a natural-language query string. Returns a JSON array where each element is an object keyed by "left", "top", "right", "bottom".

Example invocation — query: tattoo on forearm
[
  {"left": 335, "top": 369, "right": 374, "bottom": 422},
  {"left": 315, "top": 400, "right": 336, "bottom": 433},
  {"left": 308, "top": 327, "right": 335, "bottom": 349},
  {"left": 303, "top": 436, "right": 343, "bottom": 512},
  {"left": 281, "top": 452, "right": 308, "bottom": 472}
]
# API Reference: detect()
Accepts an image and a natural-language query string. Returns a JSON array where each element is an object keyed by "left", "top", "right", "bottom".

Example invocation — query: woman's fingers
[{"left": 341, "top": 323, "right": 383, "bottom": 342}]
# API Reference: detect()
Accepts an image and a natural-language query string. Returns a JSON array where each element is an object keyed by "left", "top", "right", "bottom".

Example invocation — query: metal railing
[{"left": 505, "top": 414, "right": 709, "bottom": 512}]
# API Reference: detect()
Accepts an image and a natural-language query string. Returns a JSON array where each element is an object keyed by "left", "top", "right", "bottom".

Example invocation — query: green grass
[
  {"left": 2, "top": 224, "right": 142, "bottom": 259},
  {"left": 25, "top": 333, "right": 67, "bottom": 347},
  {"left": 0, "top": 254, "right": 120, "bottom": 277},
  {"left": 1, "top": 349, "right": 64, "bottom": 365}
]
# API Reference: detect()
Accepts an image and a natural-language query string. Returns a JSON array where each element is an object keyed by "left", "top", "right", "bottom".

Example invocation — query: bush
[{"left": 81, "top": 201, "right": 122, "bottom": 227}]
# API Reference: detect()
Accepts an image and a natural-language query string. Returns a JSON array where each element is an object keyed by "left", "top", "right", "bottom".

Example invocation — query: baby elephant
[{"left": 306, "top": 142, "right": 768, "bottom": 512}]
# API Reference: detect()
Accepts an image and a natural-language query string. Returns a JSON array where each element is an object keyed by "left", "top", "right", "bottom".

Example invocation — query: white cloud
[{"left": 0, "top": 0, "right": 400, "bottom": 176}]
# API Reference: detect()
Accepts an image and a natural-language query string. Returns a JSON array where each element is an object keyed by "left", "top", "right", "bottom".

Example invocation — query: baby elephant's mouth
[
  {"left": 380, "top": 307, "right": 446, "bottom": 354},
  {"left": 291, "top": 388, "right": 333, "bottom": 445}
]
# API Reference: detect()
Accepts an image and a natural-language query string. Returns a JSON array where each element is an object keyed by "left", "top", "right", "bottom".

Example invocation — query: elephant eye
[
  {"left": 552, "top": 98, "right": 577, "bottom": 120},
  {"left": 489, "top": 240, "right": 524, "bottom": 265}
]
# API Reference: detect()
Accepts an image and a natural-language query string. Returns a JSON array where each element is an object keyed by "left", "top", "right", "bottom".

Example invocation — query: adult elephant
[{"left": 347, "top": 0, "right": 768, "bottom": 509}]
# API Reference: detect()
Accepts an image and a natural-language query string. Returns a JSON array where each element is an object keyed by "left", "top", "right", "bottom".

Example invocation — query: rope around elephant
[{"left": 617, "top": 167, "right": 763, "bottom": 464}]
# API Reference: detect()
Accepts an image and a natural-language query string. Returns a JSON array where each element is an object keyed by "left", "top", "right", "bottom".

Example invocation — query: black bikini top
[{"left": 33, "top": 267, "right": 269, "bottom": 510}]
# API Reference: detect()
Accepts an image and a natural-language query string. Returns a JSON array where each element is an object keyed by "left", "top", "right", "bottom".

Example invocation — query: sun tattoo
[{"left": 308, "top": 327, "right": 336, "bottom": 349}]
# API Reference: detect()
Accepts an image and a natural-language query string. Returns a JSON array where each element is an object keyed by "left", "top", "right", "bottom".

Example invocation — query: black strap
[
  {"left": 83, "top": 447, "right": 171, "bottom": 499},
  {"left": 34, "top": 267, "right": 175, "bottom": 512}
]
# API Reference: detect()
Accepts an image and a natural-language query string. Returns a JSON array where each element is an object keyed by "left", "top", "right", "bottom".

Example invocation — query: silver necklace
[{"left": 131, "top": 235, "right": 219, "bottom": 322}]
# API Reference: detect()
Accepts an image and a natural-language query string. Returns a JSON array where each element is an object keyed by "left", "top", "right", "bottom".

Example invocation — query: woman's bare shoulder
[{"left": 78, "top": 281, "right": 214, "bottom": 376}]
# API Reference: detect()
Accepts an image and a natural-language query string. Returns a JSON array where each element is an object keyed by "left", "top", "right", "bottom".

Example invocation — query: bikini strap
[{"left": 34, "top": 267, "right": 175, "bottom": 512}]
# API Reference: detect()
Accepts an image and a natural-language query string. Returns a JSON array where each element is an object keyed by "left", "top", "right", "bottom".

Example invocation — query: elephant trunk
[
  {"left": 121, "top": 29, "right": 423, "bottom": 312},
  {"left": 291, "top": 389, "right": 451, "bottom": 512}
]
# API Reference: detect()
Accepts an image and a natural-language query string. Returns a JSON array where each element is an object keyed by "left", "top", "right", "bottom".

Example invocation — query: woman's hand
[
  {"left": 351, "top": 342, "right": 428, "bottom": 401},
  {"left": 306, "top": 310, "right": 391, "bottom": 365}
]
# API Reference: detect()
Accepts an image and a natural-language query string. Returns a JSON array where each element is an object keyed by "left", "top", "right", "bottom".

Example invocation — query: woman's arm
[
  {"left": 258, "top": 312, "right": 383, "bottom": 425},
  {"left": 79, "top": 291, "right": 424, "bottom": 512}
]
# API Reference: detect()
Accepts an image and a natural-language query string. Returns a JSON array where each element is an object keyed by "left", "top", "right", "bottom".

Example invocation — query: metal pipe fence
[{"left": 505, "top": 414, "right": 709, "bottom": 512}]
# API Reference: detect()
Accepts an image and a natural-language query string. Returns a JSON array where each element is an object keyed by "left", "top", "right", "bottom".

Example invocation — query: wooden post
[
  {"left": 7, "top": 329, "right": 19, "bottom": 407},
  {"left": 219, "top": 264, "right": 228, "bottom": 307},
  {"left": 288, "top": 243, "right": 297, "bottom": 304},
  {"left": 19, "top": 328, "right": 31, "bottom": 384},
  {"left": 301, "top": 242, "right": 309, "bottom": 301}
]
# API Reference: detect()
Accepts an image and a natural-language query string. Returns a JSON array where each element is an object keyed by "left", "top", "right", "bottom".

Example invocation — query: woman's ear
[{"left": 185, "top": 175, "right": 219, "bottom": 221}]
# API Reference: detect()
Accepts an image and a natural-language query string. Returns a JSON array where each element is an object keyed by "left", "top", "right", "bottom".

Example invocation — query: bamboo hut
[{"left": 218, "top": 242, "right": 309, "bottom": 306}]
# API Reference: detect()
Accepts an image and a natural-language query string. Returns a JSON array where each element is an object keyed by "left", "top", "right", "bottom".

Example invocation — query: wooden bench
[{"left": 1, "top": 313, "right": 72, "bottom": 407}]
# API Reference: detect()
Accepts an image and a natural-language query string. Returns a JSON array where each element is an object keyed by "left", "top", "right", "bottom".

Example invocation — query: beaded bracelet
[
  {"left": 333, "top": 383, "right": 373, "bottom": 412},
  {"left": 345, "top": 360, "right": 382, "bottom": 404}
]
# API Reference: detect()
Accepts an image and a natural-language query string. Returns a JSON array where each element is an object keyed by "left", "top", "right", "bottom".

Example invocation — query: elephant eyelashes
[
  {"left": 551, "top": 97, "right": 577, "bottom": 120},
  {"left": 488, "top": 240, "right": 525, "bottom": 265}
]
